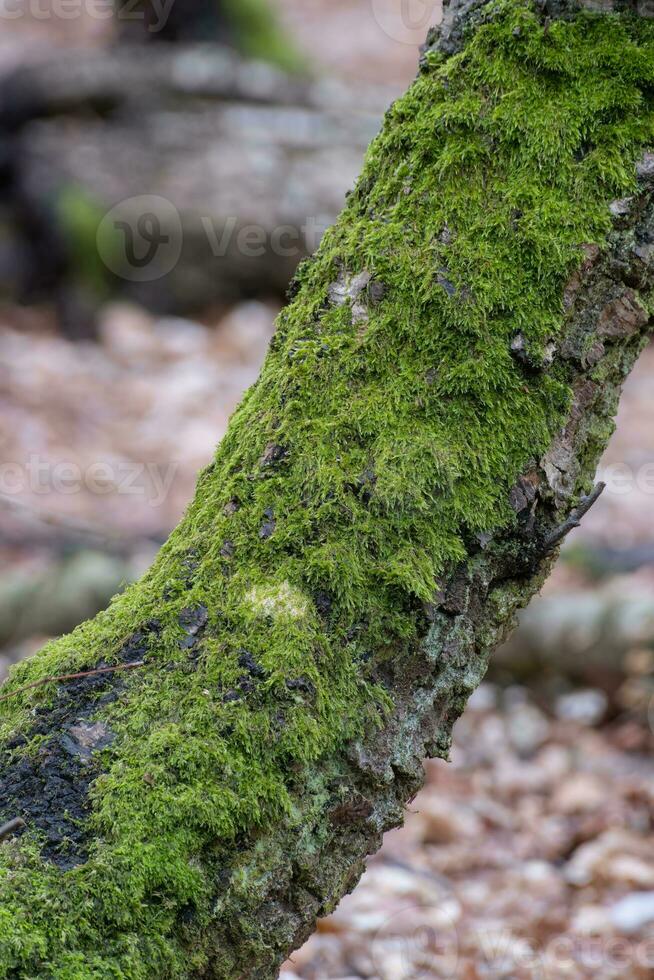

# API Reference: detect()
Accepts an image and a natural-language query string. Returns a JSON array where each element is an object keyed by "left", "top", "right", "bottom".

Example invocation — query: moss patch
[{"left": 1, "top": 2, "right": 654, "bottom": 975}]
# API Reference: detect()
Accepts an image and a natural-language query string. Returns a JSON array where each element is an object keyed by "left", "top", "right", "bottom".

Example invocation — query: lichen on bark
[{"left": 1, "top": 1, "right": 654, "bottom": 976}]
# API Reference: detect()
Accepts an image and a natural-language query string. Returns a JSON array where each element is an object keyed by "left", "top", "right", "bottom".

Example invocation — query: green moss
[{"left": 1, "top": 2, "right": 654, "bottom": 975}]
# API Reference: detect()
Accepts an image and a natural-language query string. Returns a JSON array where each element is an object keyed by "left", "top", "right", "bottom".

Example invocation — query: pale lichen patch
[
  {"left": 245, "top": 582, "right": 311, "bottom": 621},
  {"left": 328, "top": 268, "right": 371, "bottom": 325}
]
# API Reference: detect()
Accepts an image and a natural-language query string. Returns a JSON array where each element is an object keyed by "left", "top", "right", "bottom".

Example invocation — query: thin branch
[
  {"left": 542, "top": 482, "right": 606, "bottom": 553},
  {"left": 0, "top": 661, "right": 146, "bottom": 705}
]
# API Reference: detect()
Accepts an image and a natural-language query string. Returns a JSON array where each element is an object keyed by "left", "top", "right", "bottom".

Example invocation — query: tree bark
[{"left": 1, "top": 1, "right": 654, "bottom": 976}]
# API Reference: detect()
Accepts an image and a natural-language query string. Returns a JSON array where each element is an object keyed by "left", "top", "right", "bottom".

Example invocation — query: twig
[
  {"left": 0, "top": 661, "right": 146, "bottom": 705},
  {"left": 542, "top": 482, "right": 606, "bottom": 553},
  {"left": 0, "top": 817, "right": 26, "bottom": 842}
]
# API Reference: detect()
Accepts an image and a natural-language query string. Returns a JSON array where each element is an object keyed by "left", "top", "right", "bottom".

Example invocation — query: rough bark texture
[{"left": 1, "top": 1, "right": 654, "bottom": 977}]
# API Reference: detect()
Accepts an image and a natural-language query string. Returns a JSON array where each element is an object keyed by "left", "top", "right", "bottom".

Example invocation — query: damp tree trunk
[{"left": 1, "top": 1, "right": 654, "bottom": 976}]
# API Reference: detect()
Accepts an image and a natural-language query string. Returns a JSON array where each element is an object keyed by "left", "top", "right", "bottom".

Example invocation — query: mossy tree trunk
[{"left": 2, "top": 1, "right": 654, "bottom": 976}]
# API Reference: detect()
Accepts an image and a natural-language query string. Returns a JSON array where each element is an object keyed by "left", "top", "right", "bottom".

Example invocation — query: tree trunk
[{"left": 1, "top": 1, "right": 654, "bottom": 976}]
